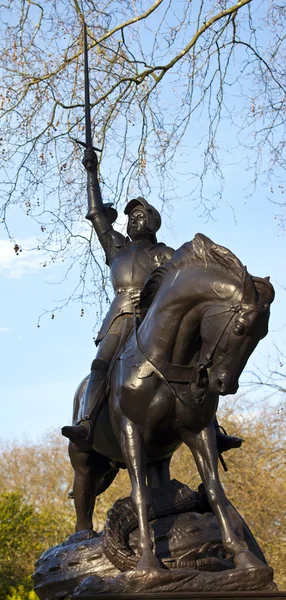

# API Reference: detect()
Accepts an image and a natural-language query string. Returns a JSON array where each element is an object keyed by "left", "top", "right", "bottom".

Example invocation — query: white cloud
[
  {"left": 0, "top": 237, "right": 45, "bottom": 279},
  {"left": 0, "top": 212, "right": 128, "bottom": 280}
]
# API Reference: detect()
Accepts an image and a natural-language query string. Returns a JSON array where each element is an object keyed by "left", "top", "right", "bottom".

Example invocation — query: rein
[
  {"left": 195, "top": 306, "right": 238, "bottom": 387},
  {"left": 134, "top": 302, "right": 242, "bottom": 401},
  {"left": 134, "top": 314, "right": 181, "bottom": 400}
]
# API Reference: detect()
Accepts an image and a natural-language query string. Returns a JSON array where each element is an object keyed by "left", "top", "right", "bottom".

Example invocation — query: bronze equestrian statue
[
  {"left": 63, "top": 225, "right": 274, "bottom": 571},
  {"left": 62, "top": 23, "right": 240, "bottom": 456},
  {"left": 62, "top": 148, "right": 241, "bottom": 456},
  {"left": 61, "top": 25, "right": 275, "bottom": 576}
]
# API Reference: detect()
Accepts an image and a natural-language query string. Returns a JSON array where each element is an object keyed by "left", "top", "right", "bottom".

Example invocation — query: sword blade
[{"left": 84, "top": 23, "right": 92, "bottom": 149}]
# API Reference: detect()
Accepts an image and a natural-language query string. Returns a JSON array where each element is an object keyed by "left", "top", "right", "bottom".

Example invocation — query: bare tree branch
[{"left": 0, "top": 0, "right": 285, "bottom": 316}]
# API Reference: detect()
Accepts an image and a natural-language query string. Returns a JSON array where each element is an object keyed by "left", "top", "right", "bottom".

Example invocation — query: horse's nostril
[
  {"left": 216, "top": 377, "right": 239, "bottom": 395},
  {"left": 217, "top": 378, "right": 227, "bottom": 394}
]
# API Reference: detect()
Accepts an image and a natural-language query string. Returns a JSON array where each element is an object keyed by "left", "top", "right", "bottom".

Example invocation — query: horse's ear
[
  {"left": 252, "top": 275, "right": 275, "bottom": 306},
  {"left": 242, "top": 268, "right": 257, "bottom": 304}
]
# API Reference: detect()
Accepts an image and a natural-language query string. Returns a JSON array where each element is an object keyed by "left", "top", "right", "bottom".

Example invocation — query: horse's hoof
[
  {"left": 137, "top": 553, "right": 162, "bottom": 571},
  {"left": 234, "top": 550, "right": 266, "bottom": 570}
]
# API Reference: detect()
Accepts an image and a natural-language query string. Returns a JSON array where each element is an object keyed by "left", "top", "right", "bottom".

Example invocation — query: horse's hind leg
[
  {"left": 69, "top": 442, "right": 96, "bottom": 531},
  {"left": 69, "top": 442, "right": 117, "bottom": 532},
  {"left": 181, "top": 423, "right": 265, "bottom": 570},
  {"left": 121, "top": 417, "right": 162, "bottom": 570}
]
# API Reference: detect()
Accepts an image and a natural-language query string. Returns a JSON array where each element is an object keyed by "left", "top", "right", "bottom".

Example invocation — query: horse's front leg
[
  {"left": 180, "top": 423, "right": 265, "bottom": 570},
  {"left": 120, "top": 416, "right": 162, "bottom": 570}
]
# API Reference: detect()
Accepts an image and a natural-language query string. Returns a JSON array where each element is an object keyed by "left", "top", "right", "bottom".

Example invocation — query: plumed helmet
[{"left": 124, "top": 197, "right": 161, "bottom": 241}]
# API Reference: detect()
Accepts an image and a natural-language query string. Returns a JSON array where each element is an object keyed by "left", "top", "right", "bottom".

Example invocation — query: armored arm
[
  {"left": 161, "top": 245, "right": 175, "bottom": 263},
  {"left": 153, "top": 243, "right": 175, "bottom": 266},
  {"left": 83, "top": 149, "right": 125, "bottom": 265}
]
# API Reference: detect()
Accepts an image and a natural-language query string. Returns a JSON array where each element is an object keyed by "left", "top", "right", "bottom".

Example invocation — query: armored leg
[
  {"left": 62, "top": 358, "right": 109, "bottom": 450},
  {"left": 62, "top": 326, "right": 123, "bottom": 450}
]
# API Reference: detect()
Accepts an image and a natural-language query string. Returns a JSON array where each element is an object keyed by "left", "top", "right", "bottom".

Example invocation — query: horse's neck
[
  {"left": 139, "top": 303, "right": 187, "bottom": 363},
  {"left": 138, "top": 266, "right": 238, "bottom": 365},
  {"left": 138, "top": 267, "right": 206, "bottom": 362}
]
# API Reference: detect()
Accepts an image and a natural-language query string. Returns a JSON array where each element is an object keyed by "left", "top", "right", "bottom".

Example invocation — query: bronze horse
[{"left": 68, "top": 234, "right": 274, "bottom": 572}]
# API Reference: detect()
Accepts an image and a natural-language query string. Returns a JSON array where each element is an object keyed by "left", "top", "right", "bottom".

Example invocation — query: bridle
[
  {"left": 194, "top": 303, "right": 241, "bottom": 388},
  {"left": 134, "top": 301, "right": 253, "bottom": 401}
]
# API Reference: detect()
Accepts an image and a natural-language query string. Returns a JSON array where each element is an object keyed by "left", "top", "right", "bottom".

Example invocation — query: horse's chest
[{"left": 175, "top": 386, "right": 218, "bottom": 432}]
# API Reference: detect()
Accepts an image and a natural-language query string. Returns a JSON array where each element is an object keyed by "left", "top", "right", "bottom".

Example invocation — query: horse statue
[{"left": 68, "top": 234, "right": 274, "bottom": 573}]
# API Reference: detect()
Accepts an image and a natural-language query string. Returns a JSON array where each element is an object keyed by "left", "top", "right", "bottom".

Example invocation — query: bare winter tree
[
  {"left": 242, "top": 344, "right": 286, "bottom": 415},
  {"left": 0, "top": 0, "right": 285, "bottom": 313}
]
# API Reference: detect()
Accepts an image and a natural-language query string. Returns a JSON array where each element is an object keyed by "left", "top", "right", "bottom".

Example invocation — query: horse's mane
[
  {"left": 169, "top": 233, "right": 245, "bottom": 278},
  {"left": 140, "top": 233, "right": 274, "bottom": 310}
]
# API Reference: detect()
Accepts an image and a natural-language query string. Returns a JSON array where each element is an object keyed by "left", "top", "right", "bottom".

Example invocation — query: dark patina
[{"left": 50, "top": 23, "right": 277, "bottom": 595}]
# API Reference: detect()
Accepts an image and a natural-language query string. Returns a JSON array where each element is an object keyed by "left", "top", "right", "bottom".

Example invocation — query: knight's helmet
[{"left": 124, "top": 197, "right": 161, "bottom": 243}]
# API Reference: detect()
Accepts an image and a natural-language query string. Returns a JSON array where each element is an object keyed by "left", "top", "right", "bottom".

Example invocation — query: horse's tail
[{"left": 72, "top": 375, "right": 89, "bottom": 425}]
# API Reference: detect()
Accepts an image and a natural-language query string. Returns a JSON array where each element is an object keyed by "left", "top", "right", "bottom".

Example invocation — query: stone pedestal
[
  {"left": 33, "top": 482, "right": 278, "bottom": 599},
  {"left": 71, "top": 593, "right": 286, "bottom": 600}
]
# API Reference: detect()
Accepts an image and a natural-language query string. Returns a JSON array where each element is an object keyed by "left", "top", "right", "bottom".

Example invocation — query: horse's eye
[{"left": 234, "top": 322, "right": 245, "bottom": 336}]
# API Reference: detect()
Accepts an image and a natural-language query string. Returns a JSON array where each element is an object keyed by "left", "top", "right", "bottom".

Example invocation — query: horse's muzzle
[
  {"left": 215, "top": 374, "right": 239, "bottom": 396},
  {"left": 207, "top": 370, "right": 239, "bottom": 395}
]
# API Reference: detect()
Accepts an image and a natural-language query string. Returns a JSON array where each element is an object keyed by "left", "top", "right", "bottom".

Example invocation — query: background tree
[
  {"left": 0, "top": 492, "right": 46, "bottom": 599},
  {"left": 0, "top": 403, "right": 285, "bottom": 590},
  {"left": 0, "top": 432, "right": 75, "bottom": 543},
  {"left": 0, "top": 0, "right": 285, "bottom": 313},
  {"left": 243, "top": 345, "right": 286, "bottom": 415},
  {"left": 0, "top": 434, "right": 74, "bottom": 598}
]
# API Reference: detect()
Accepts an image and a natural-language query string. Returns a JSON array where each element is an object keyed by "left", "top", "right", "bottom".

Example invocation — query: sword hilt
[{"left": 71, "top": 137, "right": 102, "bottom": 152}]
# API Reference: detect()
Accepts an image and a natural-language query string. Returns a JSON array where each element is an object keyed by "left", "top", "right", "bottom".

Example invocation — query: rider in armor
[{"left": 62, "top": 148, "right": 242, "bottom": 455}]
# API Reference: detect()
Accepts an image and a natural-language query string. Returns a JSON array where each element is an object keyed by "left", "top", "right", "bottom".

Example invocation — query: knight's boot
[
  {"left": 62, "top": 359, "right": 109, "bottom": 451},
  {"left": 214, "top": 416, "right": 244, "bottom": 453}
]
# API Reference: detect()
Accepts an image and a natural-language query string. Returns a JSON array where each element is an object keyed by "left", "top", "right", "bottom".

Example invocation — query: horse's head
[
  {"left": 139, "top": 233, "right": 275, "bottom": 398},
  {"left": 198, "top": 270, "right": 275, "bottom": 396}
]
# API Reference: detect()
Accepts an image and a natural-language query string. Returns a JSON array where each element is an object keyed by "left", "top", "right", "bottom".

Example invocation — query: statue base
[
  {"left": 71, "top": 594, "right": 285, "bottom": 600},
  {"left": 64, "top": 566, "right": 277, "bottom": 597},
  {"left": 33, "top": 481, "right": 278, "bottom": 599},
  {"left": 69, "top": 593, "right": 285, "bottom": 600}
]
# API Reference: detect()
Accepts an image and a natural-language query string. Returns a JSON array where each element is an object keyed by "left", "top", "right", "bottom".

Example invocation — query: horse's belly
[
  {"left": 146, "top": 436, "right": 181, "bottom": 461},
  {"left": 93, "top": 402, "right": 180, "bottom": 464}
]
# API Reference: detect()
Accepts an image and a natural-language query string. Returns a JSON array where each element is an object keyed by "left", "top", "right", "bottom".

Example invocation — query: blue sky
[
  {"left": 0, "top": 0, "right": 285, "bottom": 443},
  {"left": 1, "top": 166, "right": 284, "bottom": 443}
]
